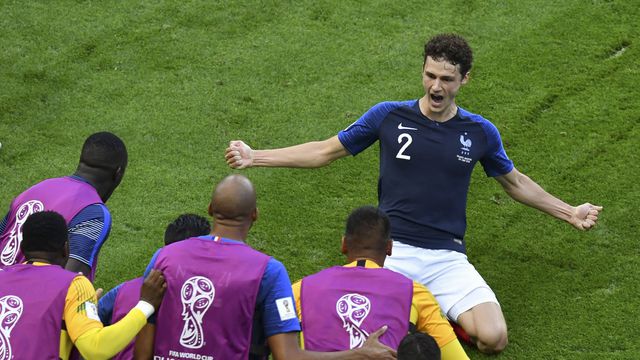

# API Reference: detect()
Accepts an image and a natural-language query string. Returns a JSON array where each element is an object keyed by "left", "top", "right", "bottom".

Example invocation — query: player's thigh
[
  {"left": 457, "top": 302, "right": 506, "bottom": 335},
  {"left": 386, "top": 243, "right": 497, "bottom": 318}
]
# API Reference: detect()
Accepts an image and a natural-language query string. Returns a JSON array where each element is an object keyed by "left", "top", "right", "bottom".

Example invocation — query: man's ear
[
  {"left": 62, "top": 240, "right": 70, "bottom": 265},
  {"left": 386, "top": 238, "right": 392, "bottom": 257},
  {"left": 461, "top": 71, "right": 470, "bottom": 85},
  {"left": 252, "top": 207, "right": 259, "bottom": 222},
  {"left": 113, "top": 166, "right": 125, "bottom": 184},
  {"left": 341, "top": 236, "right": 347, "bottom": 255},
  {"left": 207, "top": 202, "right": 214, "bottom": 217}
]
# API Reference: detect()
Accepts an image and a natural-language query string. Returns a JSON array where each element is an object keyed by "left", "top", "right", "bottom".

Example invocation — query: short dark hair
[
  {"left": 20, "top": 211, "right": 68, "bottom": 254},
  {"left": 398, "top": 333, "right": 441, "bottom": 360},
  {"left": 80, "top": 132, "right": 128, "bottom": 171},
  {"left": 424, "top": 33, "right": 473, "bottom": 78},
  {"left": 344, "top": 206, "right": 390, "bottom": 252},
  {"left": 164, "top": 214, "right": 211, "bottom": 245}
]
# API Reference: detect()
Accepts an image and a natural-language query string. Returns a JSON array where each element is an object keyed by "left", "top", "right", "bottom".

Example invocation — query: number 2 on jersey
[{"left": 396, "top": 133, "right": 412, "bottom": 160}]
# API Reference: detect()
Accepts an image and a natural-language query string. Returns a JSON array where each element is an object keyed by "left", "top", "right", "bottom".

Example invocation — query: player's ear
[
  {"left": 207, "top": 202, "right": 214, "bottom": 217},
  {"left": 461, "top": 70, "right": 470, "bottom": 85},
  {"left": 62, "top": 240, "right": 70, "bottom": 264},
  {"left": 341, "top": 236, "right": 347, "bottom": 255},
  {"left": 386, "top": 238, "right": 392, "bottom": 257},
  {"left": 252, "top": 207, "right": 259, "bottom": 222}
]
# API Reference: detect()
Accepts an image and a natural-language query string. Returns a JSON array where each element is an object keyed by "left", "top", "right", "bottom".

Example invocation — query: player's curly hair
[
  {"left": 164, "top": 213, "right": 211, "bottom": 245},
  {"left": 424, "top": 33, "right": 473, "bottom": 78}
]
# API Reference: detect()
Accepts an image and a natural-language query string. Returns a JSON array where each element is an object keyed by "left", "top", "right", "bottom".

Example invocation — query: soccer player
[
  {"left": 98, "top": 213, "right": 211, "bottom": 360},
  {"left": 0, "top": 211, "right": 166, "bottom": 360},
  {"left": 292, "top": 206, "right": 467, "bottom": 359},
  {"left": 224, "top": 33, "right": 603, "bottom": 353},
  {"left": 0, "top": 132, "right": 128, "bottom": 281},
  {"left": 398, "top": 333, "right": 441, "bottom": 360},
  {"left": 139, "top": 174, "right": 396, "bottom": 359}
]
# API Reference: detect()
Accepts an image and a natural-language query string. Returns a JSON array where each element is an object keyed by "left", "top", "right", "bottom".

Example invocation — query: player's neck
[
  {"left": 346, "top": 254, "right": 385, "bottom": 267},
  {"left": 24, "top": 252, "right": 66, "bottom": 267},
  {"left": 209, "top": 224, "right": 249, "bottom": 244}
]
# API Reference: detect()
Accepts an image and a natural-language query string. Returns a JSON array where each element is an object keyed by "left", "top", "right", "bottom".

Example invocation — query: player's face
[{"left": 421, "top": 56, "right": 468, "bottom": 120}]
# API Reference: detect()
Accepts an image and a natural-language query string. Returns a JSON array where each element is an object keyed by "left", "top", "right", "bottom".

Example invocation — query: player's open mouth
[{"left": 430, "top": 94, "right": 444, "bottom": 103}]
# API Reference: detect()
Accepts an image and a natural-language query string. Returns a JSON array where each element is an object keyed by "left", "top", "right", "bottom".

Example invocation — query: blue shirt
[
  {"left": 338, "top": 100, "right": 513, "bottom": 253},
  {"left": 98, "top": 282, "right": 122, "bottom": 325},
  {"left": 144, "top": 235, "right": 300, "bottom": 356}
]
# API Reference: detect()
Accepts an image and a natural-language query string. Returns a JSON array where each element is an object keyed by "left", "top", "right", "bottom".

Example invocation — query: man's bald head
[{"left": 208, "top": 175, "right": 257, "bottom": 223}]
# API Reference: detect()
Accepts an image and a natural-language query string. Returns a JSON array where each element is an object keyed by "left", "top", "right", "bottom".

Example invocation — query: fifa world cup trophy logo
[
  {"left": 179, "top": 276, "right": 215, "bottom": 349},
  {"left": 336, "top": 293, "right": 371, "bottom": 349},
  {"left": 1, "top": 200, "right": 45, "bottom": 266},
  {"left": 0, "top": 295, "right": 23, "bottom": 360}
]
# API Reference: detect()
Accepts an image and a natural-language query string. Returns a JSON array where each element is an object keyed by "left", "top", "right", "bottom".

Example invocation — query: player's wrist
[{"left": 134, "top": 300, "right": 155, "bottom": 318}]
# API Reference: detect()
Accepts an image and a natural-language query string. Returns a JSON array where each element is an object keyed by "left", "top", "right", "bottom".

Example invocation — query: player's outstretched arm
[
  {"left": 225, "top": 136, "right": 350, "bottom": 169},
  {"left": 268, "top": 326, "right": 397, "bottom": 360},
  {"left": 495, "top": 168, "right": 602, "bottom": 230}
]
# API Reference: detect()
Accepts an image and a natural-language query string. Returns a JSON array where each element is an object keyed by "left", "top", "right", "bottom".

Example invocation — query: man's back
[
  {"left": 0, "top": 263, "right": 78, "bottom": 359},
  {"left": 151, "top": 237, "right": 270, "bottom": 359},
  {"left": 297, "top": 260, "right": 413, "bottom": 350},
  {"left": 0, "top": 177, "right": 102, "bottom": 269}
]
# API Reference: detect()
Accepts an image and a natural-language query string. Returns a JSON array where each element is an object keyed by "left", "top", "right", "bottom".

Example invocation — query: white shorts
[{"left": 384, "top": 241, "right": 500, "bottom": 322}]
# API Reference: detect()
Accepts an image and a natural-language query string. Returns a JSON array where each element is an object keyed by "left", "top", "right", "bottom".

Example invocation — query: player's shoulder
[
  {"left": 369, "top": 99, "right": 416, "bottom": 114},
  {"left": 458, "top": 107, "right": 502, "bottom": 136}
]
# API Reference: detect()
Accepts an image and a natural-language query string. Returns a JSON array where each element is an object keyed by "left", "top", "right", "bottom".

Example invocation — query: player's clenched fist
[
  {"left": 140, "top": 269, "right": 167, "bottom": 310},
  {"left": 570, "top": 203, "right": 603, "bottom": 230},
  {"left": 225, "top": 140, "right": 254, "bottom": 169}
]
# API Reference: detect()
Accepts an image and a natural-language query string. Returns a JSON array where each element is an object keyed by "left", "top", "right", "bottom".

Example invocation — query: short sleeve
[
  {"left": 64, "top": 276, "right": 103, "bottom": 342},
  {"left": 478, "top": 121, "right": 514, "bottom": 177},
  {"left": 68, "top": 204, "right": 111, "bottom": 267},
  {"left": 338, "top": 101, "right": 409, "bottom": 156},
  {"left": 257, "top": 258, "right": 301, "bottom": 338},
  {"left": 98, "top": 283, "right": 122, "bottom": 325},
  {"left": 0, "top": 210, "right": 9, "bottom": 235}
]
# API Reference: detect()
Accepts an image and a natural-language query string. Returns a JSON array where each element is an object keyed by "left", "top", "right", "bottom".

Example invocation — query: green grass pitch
[{"left": 1, "top": 1, "right": 639, "bottom": 358}]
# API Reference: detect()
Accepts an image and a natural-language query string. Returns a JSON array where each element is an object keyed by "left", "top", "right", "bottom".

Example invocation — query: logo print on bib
[
  {"left": 336, "top": 293, "right": 371, "bottom": 349},
  {"left": 1, "top": 200, "right": 45, "bottom": 265},
  {"left": 180, "top": 276, "right": 215, "bottom": 349},
  {"left": 0, "top": 295, "right": 23, "bottom": 360}
]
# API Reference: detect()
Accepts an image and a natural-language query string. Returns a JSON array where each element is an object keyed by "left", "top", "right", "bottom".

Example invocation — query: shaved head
[{"left": 209, "top": 175, "right": 257, "bottom": 223}]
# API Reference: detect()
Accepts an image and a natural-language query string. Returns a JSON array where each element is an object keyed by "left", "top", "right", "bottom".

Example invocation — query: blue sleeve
[
  {"left": 479, "top": 120, "right": 514, "bottom": 177},
  {"left": 338, "top": 101, "right": 407, "bottom": 156},
  {"left": 257, "top": 258, "right": 301, "bottom": 338},
  {"left": 68, "top": 204, "right": 111, "bottom": 267},
  {"left": 143, "top": 248, "right": 163, "bottom": 324},
  {"left": 0, "top": 211, "right": 8, "bottom": 235},
  {"left": 143, "top": 248, "right": 162, "bottom": 278},
  {"left": 98, "top": 283, "right": 122, "bottom": 325}
]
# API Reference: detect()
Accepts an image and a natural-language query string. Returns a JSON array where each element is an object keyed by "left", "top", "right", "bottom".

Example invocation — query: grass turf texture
[{"left": 1, "top": 0, "right": 638, "bottom": 358}]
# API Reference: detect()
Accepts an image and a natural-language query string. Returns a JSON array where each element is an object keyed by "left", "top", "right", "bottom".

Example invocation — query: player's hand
[
  {"left": 225, "top": 140, "right": 253, "bottom": 169},
  {"left": 569, "top": 203, "right": 603, "bottom": 230},
  {"left": 140, "top": 270, "right": 167, "bottom": 310},
  {"left": 357, "top": 326, "right": 397, "bottom": 359}
]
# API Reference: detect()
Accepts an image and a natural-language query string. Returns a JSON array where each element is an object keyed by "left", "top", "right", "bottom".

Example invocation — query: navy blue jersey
[{"left": 338, "top": 100, "right": 513, "bottom": 253}]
